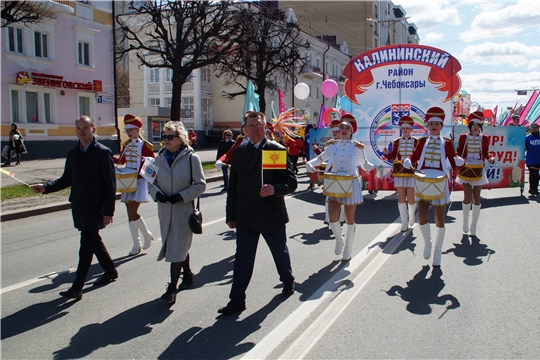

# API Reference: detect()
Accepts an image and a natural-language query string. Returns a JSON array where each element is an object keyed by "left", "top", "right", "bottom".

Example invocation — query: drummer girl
[
  {"left": 383, "top": 116, "right": 419, "bottom": 232},
  {"left": 403, "top": 107, "right": 464, "bottom": 266},
  {"left": 456, "top": 111, "right": 495, "bottom": 237},
  {"left": 306, "top": 114, "right": 374, "bottom": 261},
  {"left": 114, "top": 114, "right": 155, "bottom": 256}
]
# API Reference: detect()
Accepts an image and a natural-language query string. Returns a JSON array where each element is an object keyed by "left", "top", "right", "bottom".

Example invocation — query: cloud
[
  {"left": 460, "top": 41, "right": 540, "bottom": 68},
  {"left": 422, "top": 32, "right": 444, "bottom": 43},
  {"left": 459, "top": 1, "right": 540, "bottom": 41},
  {"left": 393, "top": 0, "right": 461, "bottom": 29}
]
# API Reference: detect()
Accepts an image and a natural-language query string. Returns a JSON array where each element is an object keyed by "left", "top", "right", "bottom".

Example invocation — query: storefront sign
[{"left": 15, "top": 71, "right": 102, "bottom": 91}]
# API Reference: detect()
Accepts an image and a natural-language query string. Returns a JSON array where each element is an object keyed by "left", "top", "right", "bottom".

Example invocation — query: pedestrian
[
  {"left": 3, "top": 124, "right": 23, "bottom": 166},
  {"left": 525, "top": 122, "right": 540, "bottom": 196},
  {"left": 218, "top": 111, "right": 297, "bottom": 315},
  {"left": 114, "top": 114, "right": 155, "bottom": 256},
  {"left": 215, "top": 121, "right": 248, "bottom": 167},
  {"left": 30, "top": 115, "right": 118, "bottom": 301},
  {"left": 215, "top": 129, "right": 235, "bottom": 192},
  {"left": 150, "top": 121, "right": 206, "bottom": 304},
  {"left": 456, "top": 111, "right": 495, "bottom": 236},
  {"left": 286, "top": 135, "right": 303, "bottom": 175},
  {"left": 306, "top": 114, "right": 374, "bottom": 261},
  {"left": 403, "top": 107, "right": 464, "bottom": 267},
  {"left": 509, "top": 114, "right": 521, "bottom": 126},
  {"left": 188, "top": 128, "right": 197, "bottom": 148},
  {"left": 383, "top": 116, "right": 419, "bottom": 232}
]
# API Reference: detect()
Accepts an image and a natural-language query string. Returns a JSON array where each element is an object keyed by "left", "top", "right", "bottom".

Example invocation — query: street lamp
[{"left": 367, "top": 17, "right": 410, "bottom": 46}]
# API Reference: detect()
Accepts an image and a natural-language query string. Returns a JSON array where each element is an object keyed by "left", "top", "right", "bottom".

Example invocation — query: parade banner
[
  {"left": 311, "top": 44, "right": 462, "bottom": 191},
  {"left": 452, "top": 125, "right": 525, "bottom": 191}
]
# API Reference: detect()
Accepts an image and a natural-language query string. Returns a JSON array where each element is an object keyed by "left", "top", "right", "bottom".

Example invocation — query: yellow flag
[{"left": 262, "top": 150, "right": 287, "bottom": 170}]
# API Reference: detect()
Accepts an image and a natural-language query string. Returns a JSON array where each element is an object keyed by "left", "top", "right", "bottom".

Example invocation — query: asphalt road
[{"left": 2, "top": 173, "right": 539, "bottom": 359}]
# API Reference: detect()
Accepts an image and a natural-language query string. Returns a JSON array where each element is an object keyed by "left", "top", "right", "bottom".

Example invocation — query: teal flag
[{"left": 242, "top": 80, "right": 260, "bottom": 123}]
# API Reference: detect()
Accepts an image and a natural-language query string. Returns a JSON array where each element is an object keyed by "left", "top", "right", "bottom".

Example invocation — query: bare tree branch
[{"left": 1, "top": 1, "right": 59, "bottom": 28}]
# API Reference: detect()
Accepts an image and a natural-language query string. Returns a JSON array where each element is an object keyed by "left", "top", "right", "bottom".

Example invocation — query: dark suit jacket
[
  {"left": 44, "top": 137, "right": 116, "bottom": 231},
  {"left": 226, "top": 138, "right": 297, "bottom": 231}
]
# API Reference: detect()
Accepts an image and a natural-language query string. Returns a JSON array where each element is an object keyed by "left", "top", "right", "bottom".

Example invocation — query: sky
[{"left": 391, "top": 0, "right": 540, "bottom": 116}]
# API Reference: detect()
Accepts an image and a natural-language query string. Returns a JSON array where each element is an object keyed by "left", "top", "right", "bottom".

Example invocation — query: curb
[{"left": 1, "top": 175, "right": 223, "bottom": 222}]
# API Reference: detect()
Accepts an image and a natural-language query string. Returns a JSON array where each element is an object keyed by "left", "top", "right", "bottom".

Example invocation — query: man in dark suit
[
  {"left": 31, "top": 115, "right": 117, "bottom": 301},
  {"left": 218, "top": 111, "right": 297, "bottom": 315}
]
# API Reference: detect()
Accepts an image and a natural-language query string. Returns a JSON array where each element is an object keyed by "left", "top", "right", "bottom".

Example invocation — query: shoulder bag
[{"left": 188, "top": 153, "right": 203, "bottom": 234}]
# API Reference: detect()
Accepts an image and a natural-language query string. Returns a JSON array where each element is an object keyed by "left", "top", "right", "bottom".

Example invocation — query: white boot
[
  {"left": 419, "top": 223, "right": 431, "bottom": 260},
  {"left": 408, "top": 203, "right": 416, "bottom": 227},
  {"left": 339, "top": 204, "right": 345, "bottom": 223},
  {"left": 432, "top": 226, "right": 446, "bottom": 267},
  {"left": 462, "top": 202, "right": 471, "bottom": 233},
  {"left": 128, "top": 221, "right": 141, "bottom": 256},
  {"left": 329, "top": 221, "right": 343, "bottom": 255},
  {"left": 342, "top": 224, "right": 356, "bottom": 261},
  {"left": 135, "top": 217, "right": 154, "bottom": 250},
  {"left": 324, "top": 201, "right": 329, "bottom": 224},
  {"left": 470, "top": 204, "right": 481, "bottom": 237},
  {"left": 398, "top": 202, "right": 408, "bottom": 232}
]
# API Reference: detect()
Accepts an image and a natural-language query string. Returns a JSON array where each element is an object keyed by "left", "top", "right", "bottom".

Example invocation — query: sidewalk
[{"left": 1, "top": 148, "right": 223, "bottom": 221}]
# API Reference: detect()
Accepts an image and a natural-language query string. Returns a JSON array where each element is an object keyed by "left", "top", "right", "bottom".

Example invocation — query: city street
[{"left": 1, "top": 173, "right": 539, "bottom": 359}]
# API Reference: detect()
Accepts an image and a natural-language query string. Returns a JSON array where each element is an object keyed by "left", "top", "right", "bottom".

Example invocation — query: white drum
[
  {"left": 115, "top": 167, "right": 138, "bottom": 193},
  {"left": 323, "top": 173, "right": 354, "bottom": 198},
  {"left": 414, "top": 169, "right": 447, "bottom": 200}
]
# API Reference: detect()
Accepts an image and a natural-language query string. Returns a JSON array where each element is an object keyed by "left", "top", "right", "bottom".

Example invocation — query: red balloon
[
  {"left": 323, "top": 107, "right": 341, "bottom": 124},
  {"left": 483, "top": 109, "right": 493, "bottom": 118}
]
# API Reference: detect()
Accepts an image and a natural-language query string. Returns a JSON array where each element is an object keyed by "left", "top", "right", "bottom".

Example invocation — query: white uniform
[
  {"left": 393, "top": 137, "right": 416, "bottom": 188},
  {"left": 121, "top": 138, "right": 150, "bottom": 203},
  {"left": 455, "top": 134, "right": 488, "bottom": 186}
]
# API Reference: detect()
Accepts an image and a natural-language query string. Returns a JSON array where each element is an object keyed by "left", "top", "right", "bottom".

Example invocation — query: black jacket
[
  {"left": 226, "top": 138, "right": 297, "bottom": 231},
  {"left": 44, "top": 138, "right": 116, "bottom": 231},
  {"left": 216, "top": 139, "right": 235, "bottom": 163}
]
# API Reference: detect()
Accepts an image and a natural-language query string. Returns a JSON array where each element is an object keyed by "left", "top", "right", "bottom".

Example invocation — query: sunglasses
[
  {"left": 161, "top": 134, "right": 179, "bottom": 141},
  {"left": 225, "top": 134, "right": 232, "bottom": 137}
]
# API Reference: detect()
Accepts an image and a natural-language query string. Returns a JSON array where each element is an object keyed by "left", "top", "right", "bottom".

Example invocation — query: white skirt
[
  {"left": 327, "top": 179, "right": 363, "bottom": 205},
  {"left": 455, "top": 167, "right": 489, "bottom": 186},
  {"left": 394, "top": 176, "right": 415, "bottom": 188},
  {"left": 121, "top": 178, "right": 150, "bottom": 203}
]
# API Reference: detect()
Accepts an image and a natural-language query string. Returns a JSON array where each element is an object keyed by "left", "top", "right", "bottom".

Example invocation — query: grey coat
[{"left": 149, "top": 146, "right": 206, "bottom": 262}]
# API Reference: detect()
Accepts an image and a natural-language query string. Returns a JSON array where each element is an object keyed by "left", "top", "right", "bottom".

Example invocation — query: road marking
[
  {"left": 241, "top": 219, "right": 410, "bottom": 360},
  {"left": 0, "top": 269, "right": 74, "bottom": 295}
]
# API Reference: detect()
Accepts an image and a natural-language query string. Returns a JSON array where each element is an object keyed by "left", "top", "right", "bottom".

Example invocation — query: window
[
  {"left": 26, "top": 92, "right": 39, "bottom": 122},
  {"left": 43, "top": 93, "right": 51, "bottom": 123},
  {"left": 150, "top": 98, "right": 160, "bottom": 107},
  {"left": 165, "top": 68, "right": 172, "bottom": 82},
  {"left": 35, "top": 31, "right": 48, "bottom": 58},
  {"left": 11, "top": 90, "right": 19, "bottom": 123},
  {"left": 182, "top": 97, "right": 194, "bottom": 112},
  {"left": 201, "top": 98, "right": 211, "bottom": 122},
  {"left": 8, "top": 27, "right": 23, "bottom": 54},
  {"left": 78, "top": 41, "right": 90, "bottom": 66},
  {"left": 76, "top": 3, "right": 93, "bottom": 21},
  {"left": 201, "top": 66, "right": 211, "bottom": 83},
  {"left": 165, "top": 97, "right": 172, "bottom": 107},
  {"left": 79, "top": 96, "right": 90, "bottom": 117},
  {"left": 149, "top": 68, "right": 159, "bottom": 83}
]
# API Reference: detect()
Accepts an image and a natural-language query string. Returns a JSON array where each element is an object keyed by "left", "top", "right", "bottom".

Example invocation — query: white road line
[{"left": 241, "top": 220, "right": 408, "bottom": 360}]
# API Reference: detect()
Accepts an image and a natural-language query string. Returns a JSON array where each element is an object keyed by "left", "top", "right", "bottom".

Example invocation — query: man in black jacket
[
  {"left": 215, "top": 129, "right": 235, "bottom": 192},
  {"left": 218, "top": 112, "right": 297, "bottom": 315},
  {"left": 31, "top": 116, "right": 117, "bottom": 301}
]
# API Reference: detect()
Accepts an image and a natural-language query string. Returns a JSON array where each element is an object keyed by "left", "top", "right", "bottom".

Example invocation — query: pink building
[{"left": 1, "top": 1, "right": 118, "bottom": 159}]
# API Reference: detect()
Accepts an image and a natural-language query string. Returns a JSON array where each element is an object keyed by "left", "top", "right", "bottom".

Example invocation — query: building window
[
  {"left": 35, "top": 31, "right": 48, "bottom": 58},
  {"left": 201, "top": 98, "right": 211, "bottom": 122},
  {"left": 79, "top": 96, "right": 90, "bottom": 117},
  {"left": 44, "top": 93, "right": 51, "bottom": 123},
  {"left": 182, "top": 97, "right": 194, "bottom": 112},
  {"left": 202, "top": 66, "right": 211, "bottom": 83},
  {"left": 78, "top": 41, "right": 90, "bottom": 66},
  {"left": 165, "top": 68, "right": 172, "bottom": 82},
  {"left": 150, "top": 68, "right": 159, "bottom": 83},
  {"left": 150, "top": 98, "right": 160, "bottom": 107},
  {"left": 76, "top": 3, "right": 93, "bottom": 21},
  {"left": 26, "top": 92, "right": 39, "bottom": 122},
  {"left": 11, "top": 90, "right": 19, "bottom": 123},
  {"left": 165, "top": 97, "right": 172, "bottom": 107},
  {"left": 8, "top": 27, "right": 23, "bottom": 54}
]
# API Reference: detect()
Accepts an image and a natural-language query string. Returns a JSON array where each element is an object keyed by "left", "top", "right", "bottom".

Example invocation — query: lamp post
[{"left": 367, "top": 17, "right": 410, "bottom": 46}]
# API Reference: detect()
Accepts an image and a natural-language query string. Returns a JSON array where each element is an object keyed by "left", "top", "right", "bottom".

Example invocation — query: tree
[
  {"left": 1, "top": 1, "right": 58, "bottom": 28},
  {"left": 214, "top": 6, "right": 310, "bottom": 113},
  {"left": 115, "top": 0, "right": 244, "bottom": 121}
]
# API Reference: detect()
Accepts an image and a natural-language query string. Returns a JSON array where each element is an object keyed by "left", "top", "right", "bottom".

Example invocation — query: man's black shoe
[
  {"left": 221, "top": 187, "right": 228, "bottom": 192},
  {"left": 282, "top": 282, "right": 295, "bottom": 297},
  {"left": 59, "top": 289, "right": 82, "bottom": 301},
  {"left": 93, "top": 270, "right": 118, "bottom": 286},
  {"left": 218, "top": 302, "right": 246, "bottom": 315}
]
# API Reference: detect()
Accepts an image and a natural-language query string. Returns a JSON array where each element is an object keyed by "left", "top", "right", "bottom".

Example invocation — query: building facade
[{"left": 1, "top": 0, "right": 118, "bottom": 159}]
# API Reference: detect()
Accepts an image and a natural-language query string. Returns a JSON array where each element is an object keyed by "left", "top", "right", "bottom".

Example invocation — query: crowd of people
[{"left": 25, "top": 107, "right": 538, "bottom": 315}]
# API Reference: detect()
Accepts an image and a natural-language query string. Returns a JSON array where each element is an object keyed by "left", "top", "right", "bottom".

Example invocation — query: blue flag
[{"left": 242, "top": 80, "right": 260, "bottom": 123}]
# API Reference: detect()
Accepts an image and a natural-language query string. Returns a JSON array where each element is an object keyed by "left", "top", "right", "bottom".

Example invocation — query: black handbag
[{"left": 188, "top": 153, "right": 203, "bottom": 234}]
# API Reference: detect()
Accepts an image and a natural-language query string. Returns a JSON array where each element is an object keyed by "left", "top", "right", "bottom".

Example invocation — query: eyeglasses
[
  {"left": 225, "top": 134, "right": 232, "bottom": 137},
  {"left": 245, "top": 124, "right": 264, "bottom": 129},
  {"left": 161, "top": 134, "right": 179, "bottom": 141}
]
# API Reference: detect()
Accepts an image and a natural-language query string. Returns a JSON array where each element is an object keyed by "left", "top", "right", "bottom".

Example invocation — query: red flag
[{"left": 278, "top": 89, "right": 286, "bottom": 114}]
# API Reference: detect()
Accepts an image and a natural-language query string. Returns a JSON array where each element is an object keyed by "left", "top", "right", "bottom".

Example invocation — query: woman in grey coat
[{"left": 150, "top": 121, "right": 206, "bottom": 304}]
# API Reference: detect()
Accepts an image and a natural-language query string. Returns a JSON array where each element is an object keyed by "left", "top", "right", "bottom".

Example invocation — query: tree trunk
[{"left": 170, "top": 76, "right": 182, "bottom": 121}]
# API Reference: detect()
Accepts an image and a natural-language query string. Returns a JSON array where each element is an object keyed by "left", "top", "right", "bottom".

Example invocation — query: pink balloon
[{"left": 321, "top": 79, "right": 338, "bottom": 98}]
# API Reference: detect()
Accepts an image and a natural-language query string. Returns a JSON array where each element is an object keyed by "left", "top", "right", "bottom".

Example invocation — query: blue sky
[{"left": 393, "top": 0, "right": 540, "bottom": 115}]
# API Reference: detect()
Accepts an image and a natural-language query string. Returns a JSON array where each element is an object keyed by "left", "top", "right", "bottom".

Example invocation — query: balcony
[{"left": 303, "top": 65, "right": 322, "bottom": 79}]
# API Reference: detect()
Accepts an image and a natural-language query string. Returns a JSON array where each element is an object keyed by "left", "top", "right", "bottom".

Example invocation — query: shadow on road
[{"left": 443, "top": 235, "right": 495, "bottom": 266}]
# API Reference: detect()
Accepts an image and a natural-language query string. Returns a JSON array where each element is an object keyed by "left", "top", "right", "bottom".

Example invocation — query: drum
[
  {"left": 458, "top": 163, "right": 483, "bottom": 182},
  {"left": 115, "top": 168, "right": 138, "bottom": 193},
  {"left": 414, "top": 169, "right": 447, "bottom": 200},
  {"left": 392, "top": 160, "right": 415, "bottom": 177},
  {"left": 317, "top": 163, "right": 327, "bottom": 185},
  {"left": 323, "top": 173, "right": 354, "bottom": 198}
]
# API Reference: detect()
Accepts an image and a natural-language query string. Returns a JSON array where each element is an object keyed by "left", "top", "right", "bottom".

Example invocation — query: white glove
[
  {"left": 403, "top": 158, "right": 412, "bottom": 169},
  {"left": 454, "top": 156, "right": 465, "bottom": 166},
  {"left": 215, "top": 160, "right": 224, "bottom": 169},
  {"left": 305, "top": 161, "right": 316, "bottom": 173},
  {"left": 363, "top": 161, "right": 374, "bottom": 172}
]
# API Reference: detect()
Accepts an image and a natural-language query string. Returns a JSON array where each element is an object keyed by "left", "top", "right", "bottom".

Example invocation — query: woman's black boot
[{"left": 161, "top": 283, "right": 177, "bottom": 304}]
